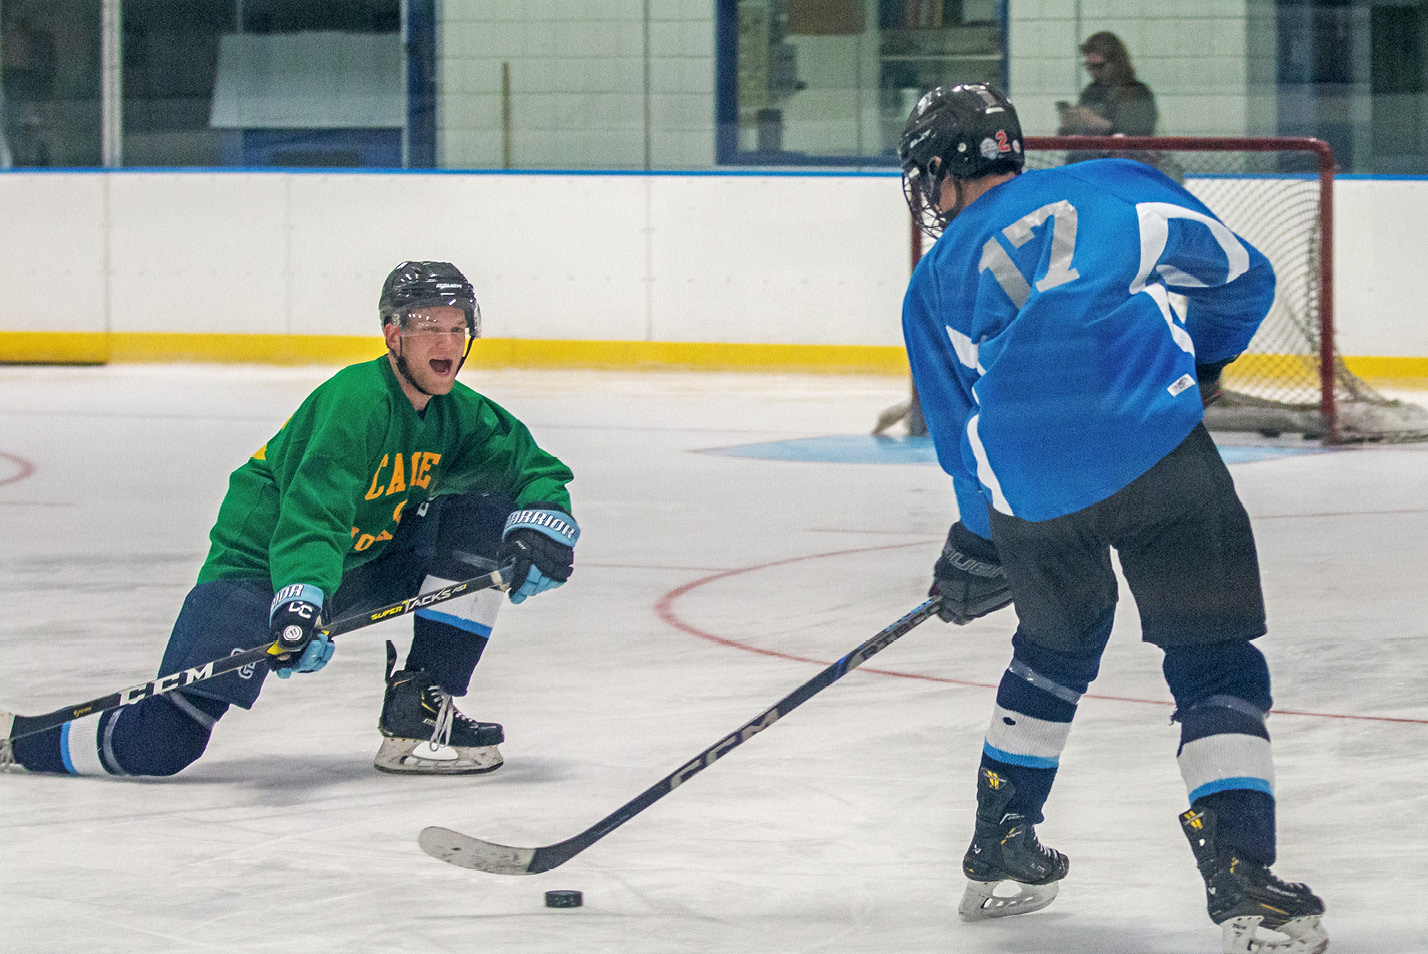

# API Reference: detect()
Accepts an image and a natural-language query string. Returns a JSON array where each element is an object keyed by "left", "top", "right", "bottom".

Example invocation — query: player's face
[{"left": 386, "top": 305, "right": 470, "bottom": 395}]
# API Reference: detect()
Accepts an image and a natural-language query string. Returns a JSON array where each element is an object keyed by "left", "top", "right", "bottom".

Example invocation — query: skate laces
[
  {"left": 423, "top": 681, "right": 485, "bottom": 747},
  {"left": 427, "top": 686, "right": 457, "bottom": 748}
]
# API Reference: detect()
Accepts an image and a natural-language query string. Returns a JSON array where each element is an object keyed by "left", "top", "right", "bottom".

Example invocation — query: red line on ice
[
  {"left": 0, "top": 451, "right": 35, "bottom": 488},
  {"left": 653, "top": 542, "right": 1428, "bottom": 726}
]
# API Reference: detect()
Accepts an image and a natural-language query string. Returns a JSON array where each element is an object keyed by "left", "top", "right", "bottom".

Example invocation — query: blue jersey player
[{"left": 898, "top": 85, "right": 1326, "bottom": 954}]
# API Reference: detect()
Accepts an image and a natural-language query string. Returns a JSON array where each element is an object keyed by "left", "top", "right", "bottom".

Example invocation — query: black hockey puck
[{"left": 545, "top": 890, "right": 583, "bottom": 908}]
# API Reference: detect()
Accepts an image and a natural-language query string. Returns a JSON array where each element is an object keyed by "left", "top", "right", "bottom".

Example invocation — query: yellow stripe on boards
[
  {"left": 466, "top": 338, "right": 911, "bottom": 374},
  {"left": 109, "top": 333, "right": 387, "bottom": 365},
  {"left": 1223, "top": 353, "right": 1428, "bottom": 390},
  {"left": 2, "top": 331, "right": 1426, "bottom": 386},
  {"left": 1, "top": 332, "right": 911, "bottom": 374},
  {"left": 1342, "top": 355, "right": 1428, "bottom": 385},
  {"left": 0, "top": 332, "right": 110, "bottom": 364}
]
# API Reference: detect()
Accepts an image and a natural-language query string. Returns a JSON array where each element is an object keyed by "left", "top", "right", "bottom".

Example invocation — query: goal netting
[{"left": 885, "top": 136, "right": 1428, "bottom": 444}]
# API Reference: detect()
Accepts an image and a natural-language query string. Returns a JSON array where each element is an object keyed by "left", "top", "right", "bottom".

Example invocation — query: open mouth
[{"left": 429, "top": 359, "right": 454, "bottom": 375}]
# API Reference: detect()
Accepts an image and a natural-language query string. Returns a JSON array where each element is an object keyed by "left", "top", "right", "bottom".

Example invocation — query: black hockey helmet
[
  {"left": 379, "top": 261, "right": 481, "bottom": 337},
  {"left": 898, "top": 84, "right": 1024, "bottom": 236}
]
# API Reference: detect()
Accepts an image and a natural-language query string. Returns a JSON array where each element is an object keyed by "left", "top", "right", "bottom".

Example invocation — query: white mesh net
[{"left": 1021, "top": 137, "right": 1428, "bottom": 444}]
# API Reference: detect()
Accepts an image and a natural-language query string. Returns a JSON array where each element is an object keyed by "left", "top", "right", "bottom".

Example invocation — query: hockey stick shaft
[
  {"left": 1, "top": 567, "right": 510, "bottom": 744},
  {"left": 419, "top": 597, "right": 941, "bottom": 875}
]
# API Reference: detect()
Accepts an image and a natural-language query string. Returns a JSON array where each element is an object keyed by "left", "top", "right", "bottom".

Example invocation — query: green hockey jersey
[{"left": 198, "top": 357, "right": 573, "bottom": 598}]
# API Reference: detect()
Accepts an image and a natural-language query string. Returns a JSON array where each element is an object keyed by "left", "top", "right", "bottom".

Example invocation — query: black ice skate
[
  {"left": 1180, "top": 806, "right": 1328, "bottom": 954},
  {"left": 375, "top": 641, "right": 504, "bottom": 775},
  {"left": 958, "top": 767, "right": 1070, "bottom": 920}
]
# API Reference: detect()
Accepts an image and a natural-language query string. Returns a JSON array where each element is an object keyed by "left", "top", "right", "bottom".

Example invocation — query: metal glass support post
[{"left": 101, "top": 0, "right": 123, "bottom": 168}]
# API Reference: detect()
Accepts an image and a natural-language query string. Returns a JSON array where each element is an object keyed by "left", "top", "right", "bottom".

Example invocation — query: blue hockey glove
[
  {"left": 267, "top": 583, "right": 332, "bottom": 678},
  {"left": 931, "top": 522, "right": 1013, "bottom": 624},
  {"left": 496, "top": 503, "right": 579, "bottom": 604}
]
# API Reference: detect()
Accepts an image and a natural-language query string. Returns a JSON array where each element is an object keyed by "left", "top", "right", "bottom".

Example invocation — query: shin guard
[
  {"left": 1165, "top": 641, "right": 1278, "bottom": 864},
  {"left": 408, "top": 559, "right": 504, "bottom": 695},
  {"left": 979, "top": 632, "right": 1104, "bottom": 821}
]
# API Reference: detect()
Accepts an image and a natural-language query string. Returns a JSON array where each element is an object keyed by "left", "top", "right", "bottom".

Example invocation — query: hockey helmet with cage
[
  {"left": 898, "top": 84, "right": 1024, "bottom": 235},
  {"left": 378, "top": 261, "right": 481, "bottom": 338}
]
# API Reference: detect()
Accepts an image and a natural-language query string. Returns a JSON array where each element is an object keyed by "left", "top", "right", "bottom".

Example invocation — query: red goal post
[{"left": 901, "top": 134, "right": 1428, "bottom": 444}]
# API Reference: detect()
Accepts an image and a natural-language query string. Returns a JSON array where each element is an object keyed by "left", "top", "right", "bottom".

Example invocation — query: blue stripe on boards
[{"left": 6, "top": 166, "right": 903, "bottom": 180}]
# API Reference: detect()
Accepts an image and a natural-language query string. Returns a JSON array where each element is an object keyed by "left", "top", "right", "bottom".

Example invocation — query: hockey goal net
[{"left": 892, "top": 135, "right": 1428, "bottom": 444}]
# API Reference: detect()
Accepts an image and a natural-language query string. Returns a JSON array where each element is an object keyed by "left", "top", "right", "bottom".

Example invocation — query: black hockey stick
[
  {"left": 0, "top": 566, "right": 510, "bottom": 745},
  {"left": 419, "top": 597, "right": 941, "bottom": 875}
]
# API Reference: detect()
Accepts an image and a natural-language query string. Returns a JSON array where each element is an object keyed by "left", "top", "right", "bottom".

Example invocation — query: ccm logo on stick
[
  {"left": 669, "top": 709, "right": 782, "bottom": 789},
  {"left": 118, "top": 662, "right": 217, "bottom": 706}
]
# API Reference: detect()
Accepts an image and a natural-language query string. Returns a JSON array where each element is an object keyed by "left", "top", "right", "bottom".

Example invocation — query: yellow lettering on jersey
[
  {"left": 365, "top": 455, "right": 390, "bottom": 500},
  {"left": 351, "top": 527, "right": 360, "bottom": 537},
  {"left": 385, "top": 451, "right": 407, "bottom": 496},
  {"left": 253, "top": 443, "right": 268, "bottom": 461},
  {"left": 375, "top": 529, "right": 393, "bottom": 545},
  {"left": 392, "top": 500, "right": 406, "bottom": 523},
  {"left": 354, "top": 533, "right": 376, "bottom": 552},
  {"left": 413, "top": 452, "right": 441, "bottom": 489}
]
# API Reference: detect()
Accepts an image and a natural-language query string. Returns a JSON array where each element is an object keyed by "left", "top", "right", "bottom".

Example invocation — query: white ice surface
[{"left": 1, "top": 365, "right": 1425, "bottom": 954}]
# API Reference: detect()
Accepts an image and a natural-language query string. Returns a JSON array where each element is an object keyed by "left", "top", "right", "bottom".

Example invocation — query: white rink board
[
  {"left": 282, "top": 173, "right": 653, "bottom": 340},
  {"left": 0, "top": 169, "right": 1426, "bottom": 358},
  {"left": 0, "top": 175, "right": 108, "bottom": 334}
]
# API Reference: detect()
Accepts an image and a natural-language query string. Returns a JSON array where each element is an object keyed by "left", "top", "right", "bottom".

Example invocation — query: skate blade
[
  {"left": 1221, "top": 914, "right": 1328, "bottom": 954},
  {"left": 373, "top": 737, "right": 504, "bottom": 775},
  {"left": 958, "top": 878, "right": 1059, "bottom": 921}
]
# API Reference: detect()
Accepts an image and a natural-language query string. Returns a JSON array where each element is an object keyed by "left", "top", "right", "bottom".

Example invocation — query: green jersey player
[{"left": 11, "top": 261, "right": 578, "bottom": 778}]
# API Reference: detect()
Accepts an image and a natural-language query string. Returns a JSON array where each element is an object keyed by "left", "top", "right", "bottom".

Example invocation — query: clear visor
[{"left": 398, "top": 301, "right": 480, "bottom": 341}]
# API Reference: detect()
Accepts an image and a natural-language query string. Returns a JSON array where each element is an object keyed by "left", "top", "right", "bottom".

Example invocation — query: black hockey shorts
[
  {"left": 988, "top": 424, "right": 1267, "bottom": 652},
  {"left": 157, "top": 491, "right": 512, "bottom": 709},
  {"left": 331, "top": 490, "right": 511, "bottom": 617}
]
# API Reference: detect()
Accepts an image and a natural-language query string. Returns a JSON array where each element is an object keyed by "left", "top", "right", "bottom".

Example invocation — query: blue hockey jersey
[{"left": 902, "top": 158, "right": 1275, "bottom": 539}]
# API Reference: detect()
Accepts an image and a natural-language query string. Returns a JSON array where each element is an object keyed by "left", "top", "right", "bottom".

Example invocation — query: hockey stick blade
[
  {"left": 418, "top": 829, "right": 540, "bottom": 876},
  {"left": 2, "top": 566, "right": 510, "bottom": 744},
  {"left": 419, "top": 597, "right": 940, "bottom": 875}
]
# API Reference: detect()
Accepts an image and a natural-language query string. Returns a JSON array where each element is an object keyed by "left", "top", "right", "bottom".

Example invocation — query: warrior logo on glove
[{"left": 497, "top": 503, "right": 580, "bottom": 604}]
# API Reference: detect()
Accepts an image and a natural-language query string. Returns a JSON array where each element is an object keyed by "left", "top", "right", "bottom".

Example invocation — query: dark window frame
[{"left": 714, "top": 0, "right": 1009, "bottom": 167}]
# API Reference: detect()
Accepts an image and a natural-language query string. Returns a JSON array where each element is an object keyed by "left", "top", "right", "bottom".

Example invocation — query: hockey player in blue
[{"left": 898, "top": 85, "right": 1327, "bottom": 954}]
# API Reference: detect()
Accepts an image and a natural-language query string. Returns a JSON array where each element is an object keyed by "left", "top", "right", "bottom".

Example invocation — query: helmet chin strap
[{"left": 393, "top": 350, "right": 435, "bottom": 397}]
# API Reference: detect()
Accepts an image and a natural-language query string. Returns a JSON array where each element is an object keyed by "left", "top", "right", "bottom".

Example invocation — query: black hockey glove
[
  {"left": 266, "top": 583, "right": 333, "bottom": 678},
  {"left": 930, "top": 522, "right": 1013, "bottom": 625},
  {"left": 496, "top": 502, "right": 580, "bottom": 604},
  {"left": 1197, "top": 358, "right": 1233, "bottom": 408}
]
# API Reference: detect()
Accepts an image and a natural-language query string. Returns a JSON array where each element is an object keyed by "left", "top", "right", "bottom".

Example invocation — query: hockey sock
[
  {"left": 1164, "top": 641, "right": 1277, "bottom": 864},
  {"left": 979, "top": 631, "right": 1105, "bottom": 822},
  {"left": 408, "top": 569, "right": 503, "bottom": 695},
  {"left": 12, "top": 692, "right": 228, "bottom": 777}
]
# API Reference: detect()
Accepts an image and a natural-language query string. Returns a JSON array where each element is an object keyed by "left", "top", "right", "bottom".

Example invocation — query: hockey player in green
[{"left": 10, "top": 261, "right": 578, "bottom": 778}]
